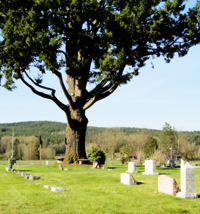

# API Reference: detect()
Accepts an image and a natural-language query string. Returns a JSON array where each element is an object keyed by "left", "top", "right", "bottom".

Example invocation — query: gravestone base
[
  {"left": 142, "top": 172, "right": 159, "bottom": 175},
  {"left": 176, "top": 192, "right": 198, "bottom": 199},
  {"left": 126, "top": 170, "right": 138, "bottom": 173}
]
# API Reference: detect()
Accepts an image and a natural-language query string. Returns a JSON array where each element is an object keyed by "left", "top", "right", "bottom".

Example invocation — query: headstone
[
  {"left": 159, "top": 163, "right": 166, "bottom": 167},
  {"left": 142, "top": 160, "right": 159, "bottom": 175},
  {"left": 176, "top": 160, "right": 198, "bottom": 198},
  {"left": 24, "top": 174, "right": 30, "bottom": 179},
  {"left": 120, "top": 173, "right": 137, "bottom": 185},
  {"left": 169, "top": 159, "right": 175, "bottom": 168},
  {"left": 44, "top": 185, "right": 56, "bottom": 190},
  {"left": 46, "top": 161, "right": 49, "bottom": 165},
  {"left": 20, "top": 172, "right": 26, "bottom": 177},
  {"left": 158, "top": 175, "right": 180, "bottom": 196},
  {"left": 29, "top": 175, "right": 40, "bottom": 180},
  {"left": 44, "top": 185, "right": 66, "bottom": 192},
  {"left": 59, "top": 164, "right": 64, "bottom": 170},
  {"left": 51, "top": 187, "right": 66, "bottom": 192},
  {"left": 7, "top": 156, "right": 13, "bottom": 170},
  {"left": 126, "top": 162, "right": 137, "bottom": 173}
]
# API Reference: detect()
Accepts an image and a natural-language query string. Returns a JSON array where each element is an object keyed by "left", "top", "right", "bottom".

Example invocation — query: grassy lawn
[{"left": 0, "top": 163, "right": 200, "bottom": 214}]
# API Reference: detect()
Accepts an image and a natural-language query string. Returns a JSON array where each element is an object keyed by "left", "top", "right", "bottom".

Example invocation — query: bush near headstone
[{"left": 87, "top": 147, "right": 106, "bottom": 168}]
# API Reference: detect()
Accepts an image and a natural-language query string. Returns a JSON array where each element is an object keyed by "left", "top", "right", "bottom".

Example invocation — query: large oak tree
[{"left": 0, "top": 0, "right": 199, "bottom": 163}]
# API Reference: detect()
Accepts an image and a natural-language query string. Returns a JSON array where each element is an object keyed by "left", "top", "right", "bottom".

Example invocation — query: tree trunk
[{"left": 63, "top": 108, "right": 88, "bottom": 164}]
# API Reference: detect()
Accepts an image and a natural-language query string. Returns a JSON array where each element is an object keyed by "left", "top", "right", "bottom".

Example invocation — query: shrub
[
  {"left": 87, "top": 147, "right": 106, "bottom": 168},
  {"left": 120, "top": 144, "right": 133, "bottom": 164},
  {"left": 144, "top": 136, "right": 158, "bottom": 158},
  {"left": 0, "top": 154, "right": 8, "bottom": 160}
]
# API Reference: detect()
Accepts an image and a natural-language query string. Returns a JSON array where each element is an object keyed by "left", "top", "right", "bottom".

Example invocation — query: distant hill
[
  {"left": 1, "top": 121, "right": 200, "bottom": 145},
  {"left": 0, "top": 121, "right": 66, "bottom": 137},
  {"left": 0, "top": 121, "right": 161, "bottom": 137}
]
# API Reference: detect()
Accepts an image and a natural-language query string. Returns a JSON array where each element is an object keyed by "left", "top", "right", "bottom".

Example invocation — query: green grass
[
  {"left": 0, "top": 160, "right": 58, "bottom": 165},
  {"left": 0, "top": 164, "right": 200, "bottom": 214}
]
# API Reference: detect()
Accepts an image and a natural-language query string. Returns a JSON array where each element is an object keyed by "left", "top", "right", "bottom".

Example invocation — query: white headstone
[
  {"left": 142, "top": 160, "right": 159, "bottom": 175},
  {"left": 126, "top": 162, "right": 137, "bottom": 173},
  {"left": 176, "top": 160, "right": 198, "bottom": 198},
  {"left": 120, "top": 173, "right": 137, "bottom": 185},
  {"left": 46, "top": 161, "right": 49, "bottom": 165}
]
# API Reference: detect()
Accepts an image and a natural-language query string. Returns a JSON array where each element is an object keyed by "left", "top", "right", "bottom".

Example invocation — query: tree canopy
[
  {"left": 0, "top": 0, "right": 199, "bottom": 96},
  {"left": 144, "top": 136, "right": 158, "bottom": 158},
  {"left": 159, "top": 122, "right": 177, "bottom": 150}
]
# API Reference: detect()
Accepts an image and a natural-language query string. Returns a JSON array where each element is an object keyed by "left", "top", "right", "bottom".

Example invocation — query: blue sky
[
  {"left": 0, "top": 1, "right": 200, "bottom": 131},
  {"left": 1, "top": 44, "right": 200, "bottom": 131}
]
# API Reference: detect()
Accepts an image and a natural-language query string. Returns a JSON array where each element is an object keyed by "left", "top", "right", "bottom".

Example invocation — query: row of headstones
[
  {"left": 6, "top": 167, "right": 66, "bottom": 192},
  {"left": 121, "top": 159, "right": 198, "bottom": 199},
  {"left": 9, "top": 168, "right": 41, "bottom": 181},
  {"left": 126, "top": 160, "right": 159, "bottom": 175}
]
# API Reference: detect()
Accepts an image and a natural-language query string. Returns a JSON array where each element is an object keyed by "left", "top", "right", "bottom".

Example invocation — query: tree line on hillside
[{"left": 0, "top": 121, "right": 200, "bottom": 162}]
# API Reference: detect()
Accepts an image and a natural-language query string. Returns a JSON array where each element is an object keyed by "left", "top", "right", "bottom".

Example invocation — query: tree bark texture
[{"left": 63, "top": 109, "right": 88, "bottom": 164}]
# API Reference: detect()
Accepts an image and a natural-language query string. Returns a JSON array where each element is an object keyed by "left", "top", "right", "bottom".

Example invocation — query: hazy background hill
[
  {"left": 0, "top": 121, "right": 161, "bottom": 138},
  {"left": 0, "top": 121, "right": 200, "bottom": 161}
]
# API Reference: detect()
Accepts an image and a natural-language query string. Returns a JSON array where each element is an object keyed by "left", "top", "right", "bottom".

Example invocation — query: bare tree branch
[
  {"left": 20, "top": 71, "right": 69, "bottom": 113},
  {"left": 24, "top": 70, "right": 55, "bottom": 92},
  {"left": 83, "top": 84, "right": 118, "bottom": 110},
  {"left": 53, "top": 70, "right": 75, "bottom": 108}
]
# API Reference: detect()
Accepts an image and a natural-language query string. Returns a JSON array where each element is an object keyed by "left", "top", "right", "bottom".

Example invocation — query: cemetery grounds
[{"left": 0, "top": 162, "right": 200, "bottom": 214}]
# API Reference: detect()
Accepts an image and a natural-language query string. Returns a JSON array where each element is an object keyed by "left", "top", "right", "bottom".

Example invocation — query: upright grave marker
[
  {"left": 176, "top": 160, "right": 198, "bottom": 198},
  {"left": 126, "top": 162, "right": 137, "bottom": 173},
  {"left": 142, "top": 160, "right": 159, "bottom": 175}
]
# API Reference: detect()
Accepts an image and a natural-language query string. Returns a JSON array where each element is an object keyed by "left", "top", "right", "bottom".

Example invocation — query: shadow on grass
[
  {"left": 16, "top": 169, "right": 32, "bottom": 172},
  {"left": 158, "top": 173, "right": 171, "bottom": 175},
  {"left": 136, "top": 181, "right": 145, "bottom": 185},
  {"left": 105, "top": 167, "right": 119, "bottom": 170}
]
